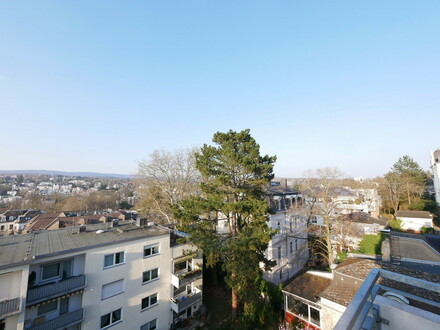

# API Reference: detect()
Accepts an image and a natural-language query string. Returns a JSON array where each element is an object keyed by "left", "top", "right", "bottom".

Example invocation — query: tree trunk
[
  {"left": 231, "top": 212, "right": 238, "bottom": 319},
  {"left": 231, "top": 286, "right": 238, "bottom": 319}
]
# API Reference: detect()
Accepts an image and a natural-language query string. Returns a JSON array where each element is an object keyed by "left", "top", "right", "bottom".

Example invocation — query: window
[
  {"left": 102, "top": 279, "right": 124, "bottom": 300},
  {"left": 37, "top": 300, "right": 57, "bottom": 315},
  {"left": 174, "top": 258, "right": 193, "bottom": 273},
  {"left": 104, "top": 252, "right": 124, "bottom": 268},
  {"left": 277, "top": 222, "right": 281, "bottom": 232},
  {"left": 286, "top": 295, "right": 321, "bottom": 327},
  {"left": 295, "top": 239, "right": 298, "bottom": 251},
  {"left": 141, "top": 293, "right": 158, "bottom": 311},
  {"left": 142, "top": 268, "right": 159, "bottom": 284},
  {"left": 310, "top": 306, "right": 321, "bottom": 326},
  {"left": 101, "top": 308, "right": 122, "bottom": 329},
  {"left": 289, "top": 241, "right": 293, "bottom": 254},
  {"left": 277, "top": 246, "right": 281, "bottom": 260},
  {"left": 41, "top": 263, "right": 60, "bottom": 281},
  {"left": 141, "top": 319, "right": 157, "bottom": 330},
  {"left": 143, "top": 244, "right": 159, "bottom": 258}
]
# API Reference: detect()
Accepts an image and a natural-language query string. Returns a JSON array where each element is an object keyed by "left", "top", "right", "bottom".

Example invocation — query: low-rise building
[{"left": 395, "top": 210, "right": 434, "bottom": 232}]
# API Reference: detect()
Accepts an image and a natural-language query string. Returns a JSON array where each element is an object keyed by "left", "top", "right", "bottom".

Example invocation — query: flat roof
[{"left": 0, "top": 221, "right": 169, "bottom": 270}]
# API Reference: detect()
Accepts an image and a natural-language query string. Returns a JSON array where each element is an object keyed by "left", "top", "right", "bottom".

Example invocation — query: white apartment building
[
  {"left": 431, "top": 149, "right": 440, "bottom": 205},
  {"left": 264, "top": 184, "right": 309, "bottom": 284},
  {"left": 0, "top": 221, "right": 202, "bottom": 330}
]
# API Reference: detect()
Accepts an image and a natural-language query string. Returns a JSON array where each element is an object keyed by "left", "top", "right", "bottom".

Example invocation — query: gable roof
[{"left": 26, "top": 212, "right": 66, "bottom": 231}]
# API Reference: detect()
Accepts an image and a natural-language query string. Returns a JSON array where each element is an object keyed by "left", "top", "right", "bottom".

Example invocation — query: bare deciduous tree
[
  {"left": 301, "top": 167, "right": 345, "bottom": 265},
  {"left": 136, "top": 148, "right": 199, "bottom": 223}
]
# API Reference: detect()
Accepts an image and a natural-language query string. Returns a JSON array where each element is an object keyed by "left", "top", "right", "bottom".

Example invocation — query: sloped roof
[
  {"left": 283, "top": 273, "right": 331, "bottom": 303},
  {"left": 396, "top": 211, "right": 433, "bottom": 219},
  {"left": 320, "top": 258, "right": 440, "bottom": 306},
  {"left": 27, "top": 212, "right": 66, "bottom": 231},
  {"left": 425, "top": 235, "right": 440, "bottom": 253}
]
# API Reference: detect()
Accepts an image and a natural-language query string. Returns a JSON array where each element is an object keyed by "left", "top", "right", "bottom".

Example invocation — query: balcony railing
[
  {"left": 334, "top": 268, "right": 440, "bottom": 330},
  {"left": 0, "top": 297, "right": 20, "bottom": 318},
  {"left": 29, "top": 308, "right": 83, "bottom": 330},
  {"left": 170, "top": 292, "right": 202, "bottom": 313},
  {"left": 171, "top": 269, "right": 202, "bottom": 288},
  {"left": 27, "top": 275, "right": 86, "bottom": 305}
]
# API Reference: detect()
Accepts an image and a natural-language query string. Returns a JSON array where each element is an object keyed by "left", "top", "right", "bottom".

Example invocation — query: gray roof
[
  {"left": 0, "top": 221, "right": 169, "bottom": 270},
  {"left": 395, "top": 211, "right": 433, "bottom": 219}
]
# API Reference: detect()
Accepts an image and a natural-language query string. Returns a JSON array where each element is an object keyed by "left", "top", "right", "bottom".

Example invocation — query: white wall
[
  {"left": 82, "top": 234, "right": 172, "bottom": 330},
  {"left": 399, "top": 217, "right": 433, "bottom": 231},
  {"left": 375, "top": 295, "right": 440, "bottom": 330}
]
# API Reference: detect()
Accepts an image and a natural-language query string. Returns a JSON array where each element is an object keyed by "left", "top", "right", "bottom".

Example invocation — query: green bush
[
  {"left": 336, "top": 251, "right": 349, "bottom": 262},
  {"left": 357, "top": 233, "right": 386, "bottom": 255},
  {"left": 421, "top": 226, "right": 435, "bottom": 234},
  {"left": 389, "top": 218, "right": 402, "bottom": 230}
]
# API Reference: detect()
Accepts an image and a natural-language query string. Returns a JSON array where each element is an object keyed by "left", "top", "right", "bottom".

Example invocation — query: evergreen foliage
[
  {"left": 172, "top": 129, "right": 277, "bottom": 322},
  {"left": 380, "top": 155, "right": 427, "bottom": 214}
]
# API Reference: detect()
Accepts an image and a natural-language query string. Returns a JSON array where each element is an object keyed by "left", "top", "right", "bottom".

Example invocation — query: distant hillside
[{"left": 0, "top": 170, "right": 133, "bottom": 179}]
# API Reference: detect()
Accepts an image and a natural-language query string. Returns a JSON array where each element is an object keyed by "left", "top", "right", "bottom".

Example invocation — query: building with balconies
[
  {"left": 0, "top": 221, "right": 202, "bottom": 330},
  {"left": 169, "top": 242, "right": 203, "bottom": 326}
]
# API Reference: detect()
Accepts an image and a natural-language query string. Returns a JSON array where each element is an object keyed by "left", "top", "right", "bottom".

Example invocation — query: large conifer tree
[{"left": 172, "top": 129, "right": 276, "bottom": 320}]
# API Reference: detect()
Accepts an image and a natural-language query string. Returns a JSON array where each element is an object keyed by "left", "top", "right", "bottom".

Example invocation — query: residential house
[
  {"left": 264, "top": 183, "right": 309, "bottom": 284},
  {"left": 25, "top": 212, "right": 67, "bottom": 232},
  {"left": 395, "top": 210, "right": 434, "bottom": 232}
]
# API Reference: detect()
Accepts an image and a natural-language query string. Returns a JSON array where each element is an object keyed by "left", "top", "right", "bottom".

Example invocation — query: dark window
[
  {"left": 104, "top": 252, "right": 124, "bottom": 268},
  {"left": 100, "top": 308, "right": 122, "bottom": 328}
]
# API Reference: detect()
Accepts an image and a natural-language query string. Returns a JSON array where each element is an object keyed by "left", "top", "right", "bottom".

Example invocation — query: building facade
[
  {"left": 0, "top": 221, "right": 202, "bottom": 330},
  {"left": 264, "top": 184, "right": 309, "bottom": 284},
  {"left": 431, "top": 149, "right": 440, "bottom": 205}
]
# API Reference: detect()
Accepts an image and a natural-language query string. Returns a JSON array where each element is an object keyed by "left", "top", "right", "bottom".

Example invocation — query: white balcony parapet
[
  {"left": 334, "top": 268, "right": 440, "bottom": 330},
  {"left": 170, "top": 292, "right": 202, "bottom": 313}
]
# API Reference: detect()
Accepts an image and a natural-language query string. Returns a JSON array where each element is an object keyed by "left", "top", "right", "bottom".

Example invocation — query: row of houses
[
  {"left": 0, "top": 210, "right": 136, "bottom": 236},
  {"left": 0, "top": 221, "right": 202, "bottom": 330}
]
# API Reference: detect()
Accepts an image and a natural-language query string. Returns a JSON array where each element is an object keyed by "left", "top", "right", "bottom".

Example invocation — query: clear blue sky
[{"left": 1, "top": 1, "right": 439, "bottom": 178}]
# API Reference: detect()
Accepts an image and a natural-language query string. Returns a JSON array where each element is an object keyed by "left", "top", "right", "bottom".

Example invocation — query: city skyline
[{"left": 1, "top": 1, "right": 439, "bottom": 178}]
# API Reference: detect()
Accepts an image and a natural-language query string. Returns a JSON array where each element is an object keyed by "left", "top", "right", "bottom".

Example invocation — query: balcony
[
  {"left": 27, "top": 275, "right": 86, "bottom": 306},
  {"left": 171, "top": 269, "right": 202, "bottom": 288},
  {"left": 0, "top": 297, "right": 20, "bottom": 318},
  {"left": 29, "top": 308, "right": 83, "bottom": 330},
  {"left": 170, "top": 292, "right": 202, "bottom": 313},
  {"left": 334, "top": 268, "right": 440, "bottom": 330}
]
